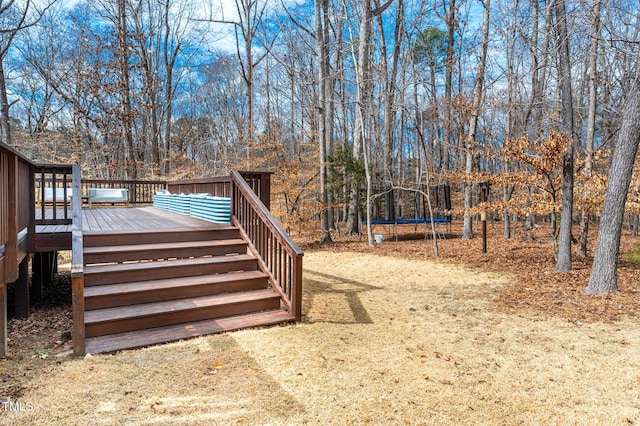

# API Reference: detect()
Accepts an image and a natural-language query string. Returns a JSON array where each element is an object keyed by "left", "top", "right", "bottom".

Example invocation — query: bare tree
[
  {"left": 577, "top": 0, "right": 601, "bottom": 258},
  {"left": 438, "top": 0, "right": 457, "bottom": 175},
  {"left": 554, "top": 0, "right": 577, "bottom": 271},
  {"left": 377, "top": 0, "right": 404, "bottom": 222},
  {"left": 346, "top": 0, "right": 392, "bottom": 244},
  {"left": 462, "top": 0, "right": 490, "bottom": 240},
  {"left": 585, "top": 77, "right": 640, "bottom": 293},
  {"left": 207, "top": 0, "right": 269, "bottom": 165},
  {"left": 316, "top": 0, "right": 332, "bottom": 243},
  {"left": 0, "top": 0, "right": 53, "bottom": 145}
]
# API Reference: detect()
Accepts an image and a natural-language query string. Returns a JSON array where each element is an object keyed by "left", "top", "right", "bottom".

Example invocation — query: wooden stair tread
[
  {"left": 85, "top": 288, "right": 280, "bottom": 324},
  {"left": 83, "top": 226, "right": 241, "bottom": 247},
  {"left": 84, "top": 253, "right": 255, "bottom": 275},
  {"left": 83, "top": 226, "right": 237, "bottom": 237},
  {"left": 85, "top": 310, "right": 295, "bottom": 354},
  {"left": 84, "top": 270, "right": 268, "bottom": 298},
  {"left": 83, "top": 238, "right": 247, "bottom": 256}
]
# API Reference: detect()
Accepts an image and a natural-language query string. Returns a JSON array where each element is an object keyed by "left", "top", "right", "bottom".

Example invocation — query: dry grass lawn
[{"left": 2, "top": 250, "right": 640, "bottom": 425}]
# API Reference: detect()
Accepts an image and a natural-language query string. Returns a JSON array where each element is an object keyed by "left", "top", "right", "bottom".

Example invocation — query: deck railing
[
  {"left": 34, "top": 172, "right": 271, "bottom": 212},
  {"left": 167, "top": 176, "right": 231, "bottom": 198},
  {"left": 1, "top": 149, "right": 9, "bottom": 259},
  {"left": 237, "top": 171, "right": 273, "bottom": 210},
  {"left": 35, "top": 163, "right": 74, "bottom": 226},
  {"left": 167, "top": 172, "right": 272, "bottom": 208},
  {"left": 82, "top": 179, "right": 166, "bottom": 205},
  {"left": 230, "top": 171, "right": 303, "bottom": 321},
  {"left": 1, "top": 143, "right": 35, "bottom": 284}
]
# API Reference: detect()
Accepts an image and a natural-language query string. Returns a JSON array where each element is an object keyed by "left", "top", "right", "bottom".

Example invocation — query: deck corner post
[
  {"left": 72, "top": 273, "right": 85, "bottom": 356},
  {"left": 28, "top": 163, "right": 36, "bottom": 253},
  {"left": 293, "top": 255, "right": 303, "bottom": 322},
  {"left": 5, "top": 152, "right": 18, "bottom": 283},
  {"left": 260, "top": 173, "right": 271, "bottom": 211}
]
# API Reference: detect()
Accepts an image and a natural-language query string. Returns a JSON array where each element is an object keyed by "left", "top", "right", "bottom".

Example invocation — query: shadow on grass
[
  {"left": 303, "top": 269, "right": 381, "bottom": 325},
  {"left": 2, "top": 334, "right": 306, "bottom": 425}
]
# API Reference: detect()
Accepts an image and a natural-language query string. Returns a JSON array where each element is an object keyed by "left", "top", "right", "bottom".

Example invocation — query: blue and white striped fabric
[
  {"left": 153, "top": 191, "right": 231, "bottom": 224},
  {"left": 190, "top": 196, "right": 231, "bottom": 224}
]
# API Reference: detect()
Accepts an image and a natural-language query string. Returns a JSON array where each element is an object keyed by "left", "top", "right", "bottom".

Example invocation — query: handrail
[
  {"left": 70, "top": 165, "right": 85, "bottom": 355},
  {"left": 230, "top": 171, "right": 303, "bottom": 321}
]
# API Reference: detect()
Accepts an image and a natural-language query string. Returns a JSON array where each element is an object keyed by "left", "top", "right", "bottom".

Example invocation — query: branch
[
  {"left": 281, "top": 0, "right": 314, "bottom": 39},
  {"left": 372, "top": 0, "right": 394, "bottom": 17}
]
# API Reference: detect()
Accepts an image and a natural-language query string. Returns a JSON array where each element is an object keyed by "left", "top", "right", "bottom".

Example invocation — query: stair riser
[
  {"left": 85, "top": 311, "right": 294, "bottom": 354},
  {"left": 85, "top": 298, "right": 281, "bottom": 337},
  {"left": 84, "top": 259, "right": 258, "bottom": 286},
  {"left": 84, "top": 243, "right": 248, "bottom": 264},
  {"left": 85, "top": 277, "right": 269, "bottom": 310},
  {"left": 84, "top": 229, "right": 241, "bottom": 247}
]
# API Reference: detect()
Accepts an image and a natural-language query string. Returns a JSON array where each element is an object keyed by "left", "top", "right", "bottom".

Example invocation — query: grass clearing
[{"left": 2, "top": 250, "right": 640, "bottom": 425}]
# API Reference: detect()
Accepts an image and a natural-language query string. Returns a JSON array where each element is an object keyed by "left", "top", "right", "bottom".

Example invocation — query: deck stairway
[{"left": 81, "top": 226, "right": 294, "bottom": 354}]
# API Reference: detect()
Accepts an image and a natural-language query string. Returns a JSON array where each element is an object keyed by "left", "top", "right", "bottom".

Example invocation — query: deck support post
[
  {"left": 0, "top": 281, "right": 6, "bottom": 357},
  {"left": 32, "top": 251, "right": 56, "bottom": 304},
  {"left": 13, "top": 256, "right": 30, "bottom": 318}
]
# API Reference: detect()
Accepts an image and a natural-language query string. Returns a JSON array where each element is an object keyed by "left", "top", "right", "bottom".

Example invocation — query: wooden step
[
  {"left": 85, "top": 289, "right": 282, "bottom": 337},
  {"left": 84, "top": 254, "right": 258, "bottom": 286},
  {"left": 85, "top": 310, "right": 295, "bottom": 354},
  {"left": 83, "top": 239, "right": 248, "bottom": 264},
  {"left": 83, "top": 226, "right": 241, "bottom": 247},
  {"left": 84, "top": 270, "right": 269, "bottom": 310}
]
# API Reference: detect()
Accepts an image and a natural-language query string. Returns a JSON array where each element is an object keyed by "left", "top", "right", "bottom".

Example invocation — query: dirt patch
[
  {"left": 1, "top": 245, "right": 640, "bottom": 425},
  {"left": 1, "top": 271, "right": 73, "bottom": 407}
]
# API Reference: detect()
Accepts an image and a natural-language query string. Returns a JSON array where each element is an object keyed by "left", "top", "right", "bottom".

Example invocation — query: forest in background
[{"left": 1, "top": 0, "right": 640, "bottom": 292}]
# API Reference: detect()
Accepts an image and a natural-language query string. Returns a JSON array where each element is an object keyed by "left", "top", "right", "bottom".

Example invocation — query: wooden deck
[
  {"left": 35, "top": 207, "right": 222, "bottom": 253},
  {"left": 36, "top": 206, "right": 217, "bottom": 234},
  {"left": 74, "top": 209, "right": 292, "bottom": 354},
  {"left": 31, "top": 205, "right": 293, "bottom": 354},
  {"left": 1, "top": 161, "right": 302, "bottom": 356}
]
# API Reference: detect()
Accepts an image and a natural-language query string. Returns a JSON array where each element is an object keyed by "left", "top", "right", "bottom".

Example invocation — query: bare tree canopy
[{"left": 2, "top": 0, "right": 640, "bottom": 290}]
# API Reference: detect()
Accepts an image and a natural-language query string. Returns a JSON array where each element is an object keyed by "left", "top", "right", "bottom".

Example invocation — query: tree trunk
[
  {"left": 0, "top": 60, "right": 12, "bottom": 145},
  {"left": 316, "top": 0, "right": 332, "bottom": 244},
  {"left": 117, "top": 0, "right": 136, "bottom": 179},
  {"left": 554, "top": 0, "right": 576, "bottom": 271},
  {"left": 379, "top": 0, "right": 403, "bottom": 222},
  {"left": 462, "top": 0, "right": 490, "bottom": 240},
  {"left": 442, "top": 0, "right": 456, "bottom": 175},
  {"left": 585, "top": 79, "right": 640, "bottom": 293},
  {"left": 354, "top": 0, "right": 374, "bottom": 245},
  {"left": 577, "top": 0, "right": 601, "bottom": 258}
]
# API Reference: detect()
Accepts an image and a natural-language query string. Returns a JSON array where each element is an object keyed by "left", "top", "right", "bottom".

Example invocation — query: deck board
[{"left": 36, "top": 206, "right": 221, "bottom": 237}]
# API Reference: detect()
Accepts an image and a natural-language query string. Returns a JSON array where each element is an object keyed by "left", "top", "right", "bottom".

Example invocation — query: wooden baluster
[{"left": 293, "top": 254, "right": 302, "bottom": 321}]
